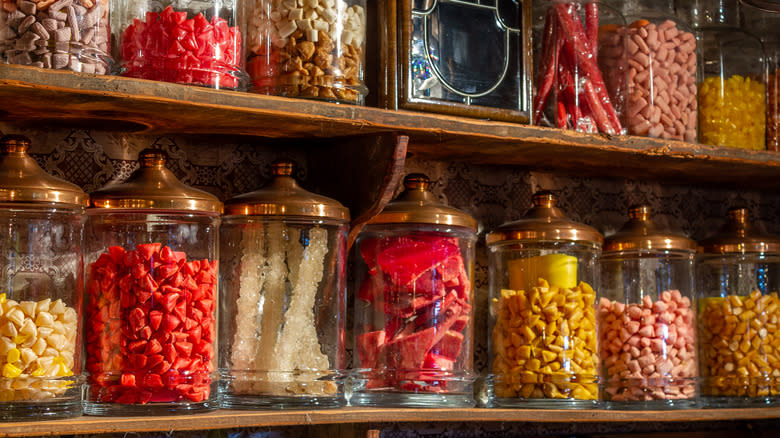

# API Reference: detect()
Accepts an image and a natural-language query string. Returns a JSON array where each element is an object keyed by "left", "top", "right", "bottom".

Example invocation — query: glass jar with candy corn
[
  {"left": 83, "top": 149, "right": 222, "bottom": 415},
  {"left": 0, "top": 135, "right": 88, "bottom": 420},
  {"left": 114, "top": 0, "right": 246, "bottom": 89},
  {"left": 599, "top": 205, "right": 698, "bottom": 409},
  {"left": 351, "top": 174, "right": 478, "bottom": 408},
  {"left": 486, "top": 191, "right": 603, "bottom": 408},
  {"left": 697, "top": 207, "right": 780, "bottom": 407},
  {"left": 532, "top": 0, "right": 628, "bottom": 134}
]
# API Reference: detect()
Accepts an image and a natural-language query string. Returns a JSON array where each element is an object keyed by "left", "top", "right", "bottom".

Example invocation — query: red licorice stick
[
  {"left": 533, "top": 8, "right": 559, "bottom": 125},
  {"left": 554, "top": 3, "right": 622, "bottom": 134},
  {"left": 585, "top": 3, "right": 599, "bottom": 59},
  {"left": 557, "top": 101, "right": 569, "bottom": 129}
]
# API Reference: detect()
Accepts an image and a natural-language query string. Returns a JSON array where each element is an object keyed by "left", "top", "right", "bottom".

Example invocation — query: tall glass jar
[
  {"left": 219, "top": 160, "right": 349, "bottom": 409},
  {"left": 0, "top": 135, "right": 87, "bottom": 420},
  {"left": 113, "top": 0, "right": 245, "bottom": 89},
  {"left": 244, "top": 0, "right": 367, "bottom": 104},
  {"left": 532, "top": 0, "right": 628, "bottom": 135},
  {"left": 83, "top": 149, "right": 222, "bottom": 415},
  {"left": 351, "top": 174, "right": 477, "bottom": 408},
  {"left": 602, "top": 0, "right": 697, "bottom": 140},
  {"left": 0, "top": 0, "right": 110, "bottom": 73},
  {"left": 697, "top": 207, "right": 780, "bottom": 406},
  {"left": 599, "top": 205, "right": 697, "bottom": 409},
  {"left": 741, "top": 4, "right": 780, "bottom": 151},
  {"left": 486, "top": 191, "right": 602, "bottom": 408},
  {"left": 677, "top": 0, "right": 766, "bottom": 149}
]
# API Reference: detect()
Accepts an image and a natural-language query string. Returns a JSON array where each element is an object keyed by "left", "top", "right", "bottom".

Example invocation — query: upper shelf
[
  {"left": 1, "top": 407, "right": 779, "bottom": 437},
  {"left": 1, "top": 65, "right": 778, "bottom": 188}
]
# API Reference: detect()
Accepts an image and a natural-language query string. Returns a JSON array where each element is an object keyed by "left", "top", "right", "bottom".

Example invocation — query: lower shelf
[{"left": 1, "top": 407, "right": 780, "bottom": 436}]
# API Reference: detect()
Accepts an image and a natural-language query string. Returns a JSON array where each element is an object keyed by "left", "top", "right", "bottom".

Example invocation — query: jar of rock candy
[
  {"left": 351, "top": 174, "right": 477, "bottom": 408},
  {"left": 219, "top": 160, "right": 349, "bottom": 409},
  {"left": 486, "top": 190, "right": 602, "bottom": 408},
  {"left": 532, "top": 0, "right": 628, "bottom": 134},
  {"left": 602, "top": 0, "right": 697, "bottom": 141},
  {"left": 1, "top": 0, "right": 110, "bottom": 73},
  {"left": 114, "top": 0, "right": 246, "bottom": 89},
  {"left": 677, "top": 0, "right": 766, "bottom": 149},
  {"left": 244, "top": 0, "right": 367, "bottom": 104},
  {"left": 741, "top": 3, "right": 779, "bottom": 151},
  {"left": 697, "top": 207, "right": 780, "bottom": 406},
  {"left": 599, "top": 205, "right": 697, "bottom": 409},
  {"left": 0, "top": 135, "right": 87, "bottom": 420},
  {"left": 83, "top": 149, "right": 222, "bottom": 415}
]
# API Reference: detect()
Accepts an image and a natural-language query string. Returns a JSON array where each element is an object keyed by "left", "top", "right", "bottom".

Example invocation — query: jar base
[
  {"left": 605, "top": 398, "right": 699, "bottom": 410},
  {"left": 0, "top": 399, "right": 82, "bottom": 421},
  {"left": 349, "top": 390, "right": 475, "bottom": 408},
  {"left": 83, "top": 399, "right": 216, "bottom": 416},
  {"left": 490, "top": 397, "right": 600, "bottom": 409},
  {"left": 699, "top": 396, "right": 777, "bottom": 408},
  {"left": 221, "top": 393, "right": 345, "bottom": 410}
]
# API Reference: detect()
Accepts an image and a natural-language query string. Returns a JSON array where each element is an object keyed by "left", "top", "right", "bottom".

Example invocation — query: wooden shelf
[
  {"left": 1, "top": 407, "right": 779, "bottom": 437},
  {"left": 0, "top": 65, "right": 778, "bottom": 189}
]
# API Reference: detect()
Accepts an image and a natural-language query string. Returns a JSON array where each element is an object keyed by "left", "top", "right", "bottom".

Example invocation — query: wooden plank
[
  {"left": 1, "top": 408, "right": 780, "bottom": 436},
  {"left": 0, "top": 65, "right": 779, "bottom": 188}
]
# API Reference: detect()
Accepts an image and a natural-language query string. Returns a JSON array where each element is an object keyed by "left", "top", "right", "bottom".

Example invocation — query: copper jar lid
[
  {"left": 367, "top": 173, "right": 477, "bottom": 231},
  {"left": 604, "top": 205, "right": 696, "bottom": 252},
  {"left": 698, "top": 207, "right": 780, "bottom": 254},
  {"left": 224, "top": 160, "right": 349, "bottom": 221},
  {"left": 90, "top": 149, "right": 222, "bottom": 213},
  {"left": 0, "top": 134, "right": 88, "bottom": 208},
  {"left": 486, "top": 191, "right": 603, "bottom": 246}
]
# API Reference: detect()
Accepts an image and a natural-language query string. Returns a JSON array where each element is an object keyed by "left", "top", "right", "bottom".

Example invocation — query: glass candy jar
[
  {"left": 677, "top": 0, "right": 766, "bottom": 149},
  {"left": 351, "top": 174, "right": 477, "bottom": 408},
  {"left": 219, "top": 160, "right": 349, "bottom": 409},
  {"left": 486, "top": 191, "right": 602, "bottom": 408},
  {"left": 603, "top": 0, "right": 697, "bottom": 140},
  {"left": 532, "top": 0, "right": 628, "bottom": 134},
  {"left": 83, "top": 149, "right": 222, "bottom": 415},
  {"left": 114, "top": 0, "right": 245, "bottom": 89},
  {"left": 697, "top": 207, "right": 780, "bottom": 406},
  {"left": 599, "top": 205, "right": 697, "bottom": 409},
  {"left": 0, "top": 135, "right": 87, "bottom": 420},
  {"left": 0, "top": 0, "right": 110, "bottom": 73},
  {"left": 244, "top": 0, "right": 367, "bottom": 104}
]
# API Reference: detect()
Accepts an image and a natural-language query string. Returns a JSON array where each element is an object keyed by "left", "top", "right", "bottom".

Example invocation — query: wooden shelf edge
[
  {"left": 1, "top": 65, "right": 779, "bottom": 188},
  {"left": 1, "top": 407, "right": 780, "bottom": 436}
]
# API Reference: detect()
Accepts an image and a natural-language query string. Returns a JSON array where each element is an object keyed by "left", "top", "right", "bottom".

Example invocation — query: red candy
[
  {"left": 119, "top": 6, "right": 243, "bottom": 89},
  {"left": 356, "top": 234, "right": 471, "bottom": 393},
  {"left": 85, "top": 243, "right": 217, "bottom": 404}
]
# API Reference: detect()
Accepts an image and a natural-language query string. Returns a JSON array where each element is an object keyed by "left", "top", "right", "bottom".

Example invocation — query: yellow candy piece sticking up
[{"left": 508, "top": 254, "right": 578, "bottom": 291}]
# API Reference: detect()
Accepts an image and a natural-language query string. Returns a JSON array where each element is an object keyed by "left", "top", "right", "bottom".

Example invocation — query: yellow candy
[
  {"left": 6, "top": 348, "right": 20, "bottom": 364},
  {"left": 2, "top": 363, "right": 22, "bottom": 378},
  {"left": 508, "top": 254, "right": 578, "bottom": 291},
  {"left": 698, "top": 75, "right": 766, "bottom": 150},
  {"left": 0, "top": 293, "right": 5, "bottom": 304}
]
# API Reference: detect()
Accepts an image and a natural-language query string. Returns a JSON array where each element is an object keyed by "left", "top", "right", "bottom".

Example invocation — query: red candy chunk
[
  {"left": 358, "top": 234, "right": 472, "bottom": 393},
  {"left": 85, "top": 242, "right": 216, "bottom": 404},
  {"left": 118, "top": 5, "right": 243, "bottom": 89}
]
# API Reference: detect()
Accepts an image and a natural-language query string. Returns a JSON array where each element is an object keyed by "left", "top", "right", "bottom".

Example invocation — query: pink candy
[{"left": 598, "top": 289, "right": 697, "bottom": 402}]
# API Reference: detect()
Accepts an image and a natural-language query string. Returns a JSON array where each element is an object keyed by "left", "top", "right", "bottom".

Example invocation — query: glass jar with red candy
[
  {"left": 113, "top": 0, "right": 246, "bottom": 89},
  {"left": 350, "top": 174, "right": 478, "bottom": 408},
  {"left": 83, "top": 149, "right": 222, "bottom": 415}
]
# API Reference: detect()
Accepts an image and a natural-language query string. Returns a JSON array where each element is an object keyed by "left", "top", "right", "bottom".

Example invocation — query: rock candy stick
[
  {"left": 254, "top": 222, "right": 288, "bottom": 378},
  {"left": 230, "top": 226, "right": 265, "bottom": 392},
  {"left": 274, "top": 227, "right": 330, "bottom": 372},
  {"left": 286, "top": 228, "right": 304, "bottom": 290}
]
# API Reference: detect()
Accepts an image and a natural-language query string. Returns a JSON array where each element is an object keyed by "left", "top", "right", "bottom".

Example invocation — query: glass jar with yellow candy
[
  {"left": 486, "top": 191, "right": 603, "bottom": 408},
  {"left": 697, "top": 207, "right": 780, "bottom": 407},
  {"left": 676, "top": 0, "right": 766, "bottom": 150}
]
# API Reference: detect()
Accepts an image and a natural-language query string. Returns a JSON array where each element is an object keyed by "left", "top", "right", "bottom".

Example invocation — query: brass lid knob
[
  {"left": 487, "top": 190, "right": 603, "bottom": 246},
  {"left": 89, "top": 149, "right": 222, "bottom": 213},
  {"left": 366, "top": 173, "right": 477, "bottom": 231},
  {"left": 604, "top": 205, "right": 696, "bottom": 253},
  {"left": 224, "top": 160, "right": 349, "bottom": 220},
  {"left": 699, "top": 207, "right": 780, "bottom": 254},
  {"left": 0, "top": 135, "right": 88, "bottom": 208}
]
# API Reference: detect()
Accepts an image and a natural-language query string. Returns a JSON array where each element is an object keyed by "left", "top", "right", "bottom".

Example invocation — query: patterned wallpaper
[{"left": 3, "top": 125, "right": 780, "bottom": 436}]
